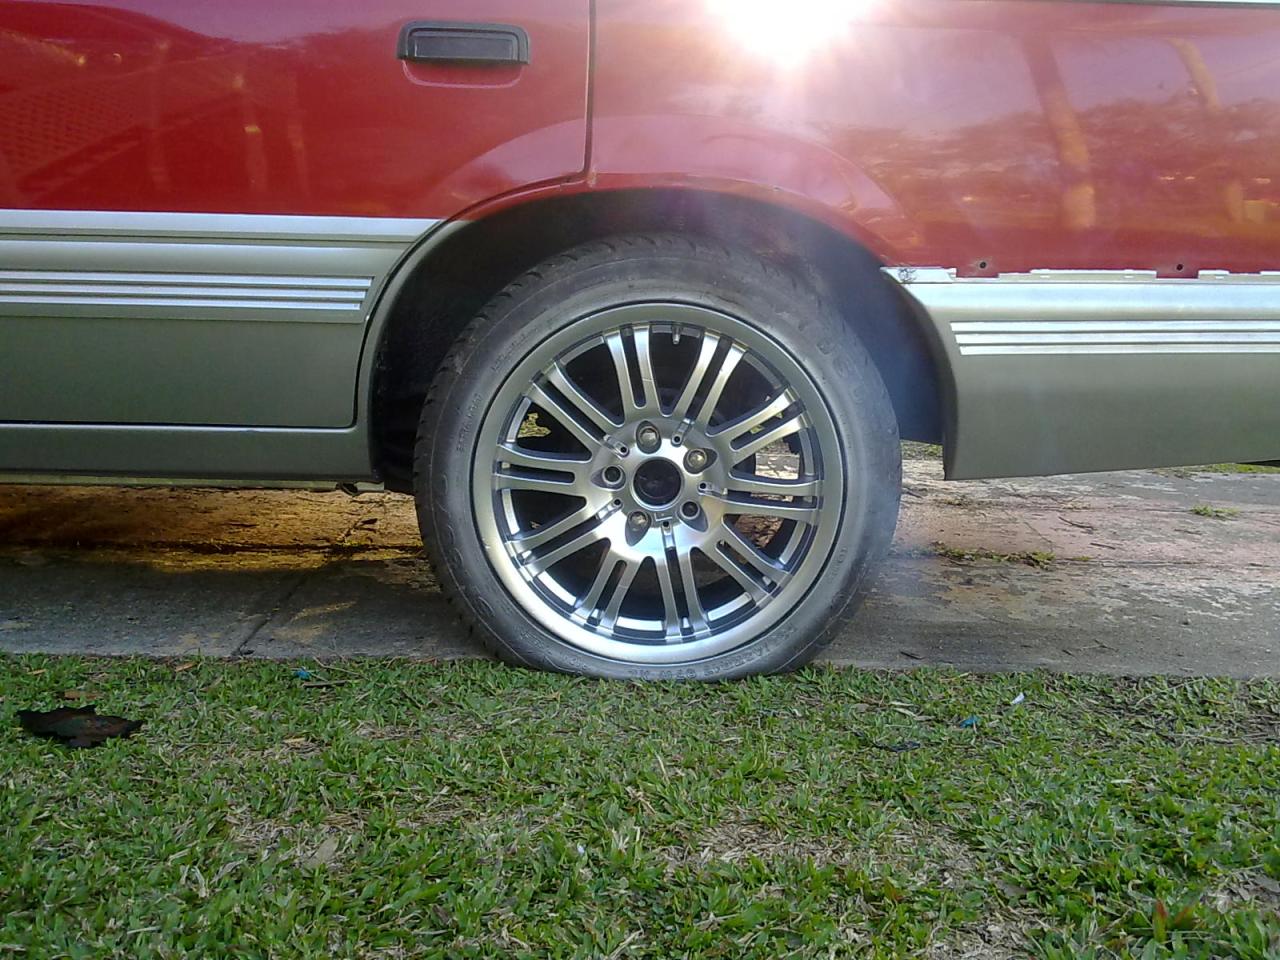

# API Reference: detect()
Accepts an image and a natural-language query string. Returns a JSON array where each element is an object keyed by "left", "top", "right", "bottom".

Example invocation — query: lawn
[{"left": 2, "top": 658, "right": 1277, "bottom": 959}]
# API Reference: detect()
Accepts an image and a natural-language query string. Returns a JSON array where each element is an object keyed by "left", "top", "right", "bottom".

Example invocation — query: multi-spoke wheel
[{"left": 416, "top": 235, "right": 900, "bottom": 679}]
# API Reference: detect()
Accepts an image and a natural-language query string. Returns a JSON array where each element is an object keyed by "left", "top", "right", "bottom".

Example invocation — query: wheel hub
[{"left": 632, "top": 457, "right": 683, "bottom": 507}]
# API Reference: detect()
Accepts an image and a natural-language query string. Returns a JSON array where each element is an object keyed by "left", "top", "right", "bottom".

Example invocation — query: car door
[{"left": 0, "top": 0, "right": 589, "bottom": 431}]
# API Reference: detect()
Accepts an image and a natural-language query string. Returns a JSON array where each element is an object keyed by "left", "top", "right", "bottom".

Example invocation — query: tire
[{"left": 415, "top": 234, "right": 901, "bottom": 680}]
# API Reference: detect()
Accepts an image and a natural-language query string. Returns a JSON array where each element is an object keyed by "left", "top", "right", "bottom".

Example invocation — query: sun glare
[{"left": 709, "top": 0, "right": 866, "bottom": 64}]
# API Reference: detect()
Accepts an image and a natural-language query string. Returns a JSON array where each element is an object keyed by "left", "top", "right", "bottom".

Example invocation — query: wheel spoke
[
  {"left": 730, "top": 413, "right": 806, "bottom": 463},
  {"left": 721, "top": 524, "right": 793, "bottom": 587},
  {"left": 726, "top": 474, "right": 820, "bottom": 498},
  {"left": 710, "top": 392, "right": 793, "bottom": 443},
  {"left": 653, "top": 550, "right": 682, "bottom": 640},
  {"left": 711, "top": 493, "right": 820, "bottom": 526},
  {"left": 512, "top": 502, "right": 596, "bottom": 552},
  {"left": 496, "top": 442, "right": 588, "bottom": 475},
  {"left": 670, "top": 331, "right": 721, "bottom": 422},
  {"left": 677, "top": 547, "right": 708, "bottom": 633},
  {"left": 704, "top": 540, "right": 770, "bottom": 605},
  {"left": 525, "top": 520, "right": 609, "bottom": 577},
  {"left": 606, "top": 328, "right": 658, "bottom": 419},
  {"left": 632, "top": 325, "right": 658, "bottom": 412},
  {"left": 574, "top": 553, "right": 620, "bottom": 621},
  {"left": 545, "top": 362, "right": 621, "bottom": 433},
  {"left": 601, "top": 557, "right": 642, "bottom": 629},
  {"left": 493, "top": 469, "right": 579, "bottom": 496},
  {"left": 690, "top": 342, "right": 745, "bottom": 429},
  {"left": 526, "top": 381, "right": 604, "bottom": 452}
]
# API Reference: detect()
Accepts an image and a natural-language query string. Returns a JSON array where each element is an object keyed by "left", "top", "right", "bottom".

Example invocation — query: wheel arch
[{"left": 366, "top": 188, "right": 954, "bottom": 491}]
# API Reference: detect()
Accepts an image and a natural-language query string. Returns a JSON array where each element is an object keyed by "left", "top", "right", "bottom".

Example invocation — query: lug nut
[
  {"left": 636, "top": 424, "right": 661, "bottom": 453},
  {"left": 684, "top": 448, "right": 709, "bottom": 472},
  {"left": 603, "top": 465, "right": 624, "bottom": 485},
  {"left": 680, "top": 501, "right": 700, "bottom": 520},
  {"left": 628, "top": 511, "right": 650, "bottom": 531}
]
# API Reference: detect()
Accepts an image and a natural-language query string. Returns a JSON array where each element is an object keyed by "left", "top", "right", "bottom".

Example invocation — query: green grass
[
  {"left": 901, "top": 442, "right": 943, "bottom": 461},
  {"left": 933, "top": 542, "right": 1059, "bottom": 568},
  {"left": 2, "top": 659, "right": 1278, "bottom": 959},
  {"left": 1191, "top": 464, "right": 1280, "bottom": 475},
  {"left": 1191, "top": 504, "right": 1241, "bottom": 521},
  {"left": 1161, "top": 463, "right": 1280, "bottom": 478}
]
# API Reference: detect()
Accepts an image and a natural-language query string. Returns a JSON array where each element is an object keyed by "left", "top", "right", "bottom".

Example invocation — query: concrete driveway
[{"left": 1, "top": 457, "right": 1277, "bottom": 676}]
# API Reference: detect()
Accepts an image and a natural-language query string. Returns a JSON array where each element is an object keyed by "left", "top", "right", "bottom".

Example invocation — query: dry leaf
[
  {"left": 18, "top": 706, "right": 142, "bottom": 748},
  {"left": 301, "top": 836, "right": 342, "bottom": 869}
]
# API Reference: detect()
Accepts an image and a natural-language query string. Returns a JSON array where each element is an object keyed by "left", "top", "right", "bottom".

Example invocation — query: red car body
[{"left": 5, "top": 0, "right": 1277, "bottom": 273}]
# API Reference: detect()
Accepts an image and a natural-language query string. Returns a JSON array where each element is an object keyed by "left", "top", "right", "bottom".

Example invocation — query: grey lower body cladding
[
  {"left": 0, "top": 209, "right": 437, "bottom": 429},
  {"left": 886, "top": 267, "right": 1280, "bottom": 478},
  {"left": 0, "top": 211, "right": 1274, "bottom": 484},
  {"left": 0, "top": 209, "right": 439, "bottom": 481}
]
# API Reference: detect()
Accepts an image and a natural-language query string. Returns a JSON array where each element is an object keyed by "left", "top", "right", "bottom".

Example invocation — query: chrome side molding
[
  {"left": 885, "top": 267, "right": 1280, "bottom": 356},
  {"left": 0, "top": 209, "right": 438, "bottom": 242},
  {"left": 0, "top": 269, "right": 373, "bottom": 313},
  {"left": 0, "top": 211, "right": 443, "bottom": 324}
]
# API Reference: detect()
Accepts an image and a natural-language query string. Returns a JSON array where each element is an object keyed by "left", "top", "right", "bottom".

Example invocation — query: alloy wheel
[{"left": 472, "top": 303, "right": 846, "bottom": 664}]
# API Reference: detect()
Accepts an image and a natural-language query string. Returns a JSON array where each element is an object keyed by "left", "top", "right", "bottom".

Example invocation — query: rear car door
[{"left": 0, "top": 0, "right": 589, "bottom": 430}]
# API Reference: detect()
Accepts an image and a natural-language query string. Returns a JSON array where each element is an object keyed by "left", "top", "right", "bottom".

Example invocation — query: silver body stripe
[
  {"left": 0, "top": 271, "right": 372, "bottom": 312},
  {"left": 0, "top": 270, "right": 373, "bottom": 288},
  {"left": 0, "top": 212, "right": 442, "bottom": 323},
  {"left": 0, "top": 209, "right": 437, "bottom": 242},
  {"left": 959, "top": 343, "right": 1280, "bottom": 355},
  {"left": 952, "top": 320, "right": 1280, "bottom": 332},
  {"left": 885, "top": 267, "right": 1280, "bottom": 357},
  {"left": 0, "top": 295, "right": 365, "bottom": 311}
]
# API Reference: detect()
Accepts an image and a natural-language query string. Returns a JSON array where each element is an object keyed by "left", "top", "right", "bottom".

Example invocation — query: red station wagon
[{"left": 0, "top": 0, "right": 1277, "bottom": 678}]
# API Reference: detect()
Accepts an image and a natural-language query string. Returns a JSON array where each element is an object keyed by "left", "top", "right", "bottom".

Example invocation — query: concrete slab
[
  {"left": 1, "top": 460, "right": 1276, "bottom": 675},
  {"left": 0, "top": 553, "right": 288, "bottom": 657}
]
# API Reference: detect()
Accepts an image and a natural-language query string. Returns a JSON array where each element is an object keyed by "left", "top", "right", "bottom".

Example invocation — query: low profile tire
[{"left": 415, "top": 234, "right": 901, "bottom": 680}]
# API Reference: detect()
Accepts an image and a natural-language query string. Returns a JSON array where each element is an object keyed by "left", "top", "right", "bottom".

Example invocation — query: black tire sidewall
[{"left": 417, "top": 238, "right": 900, "bottom": 680}]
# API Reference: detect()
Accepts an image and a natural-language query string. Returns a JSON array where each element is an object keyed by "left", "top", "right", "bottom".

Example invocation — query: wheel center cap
[{"left": 633, "top": 458, "right": 682, "bottom": 507}]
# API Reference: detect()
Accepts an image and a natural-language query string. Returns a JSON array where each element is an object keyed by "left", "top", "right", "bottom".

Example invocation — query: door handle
[{"left": 397, "top": 21, "right": 530, "bottom": 65}]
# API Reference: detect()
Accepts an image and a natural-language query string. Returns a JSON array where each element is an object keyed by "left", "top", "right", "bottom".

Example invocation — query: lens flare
[{"left": 708, "top": 0, "right": 866, "bottom": 64}]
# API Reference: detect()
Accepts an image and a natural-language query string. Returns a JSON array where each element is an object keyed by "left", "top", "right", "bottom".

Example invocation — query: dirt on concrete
[{"left": 0, "top": 457, "right": 1276, "bottom": 676}]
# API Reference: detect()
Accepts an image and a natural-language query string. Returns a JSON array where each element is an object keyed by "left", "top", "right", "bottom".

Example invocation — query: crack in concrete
[{"left": 230, "top": 515, "right": 378, "bottom": 656}]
